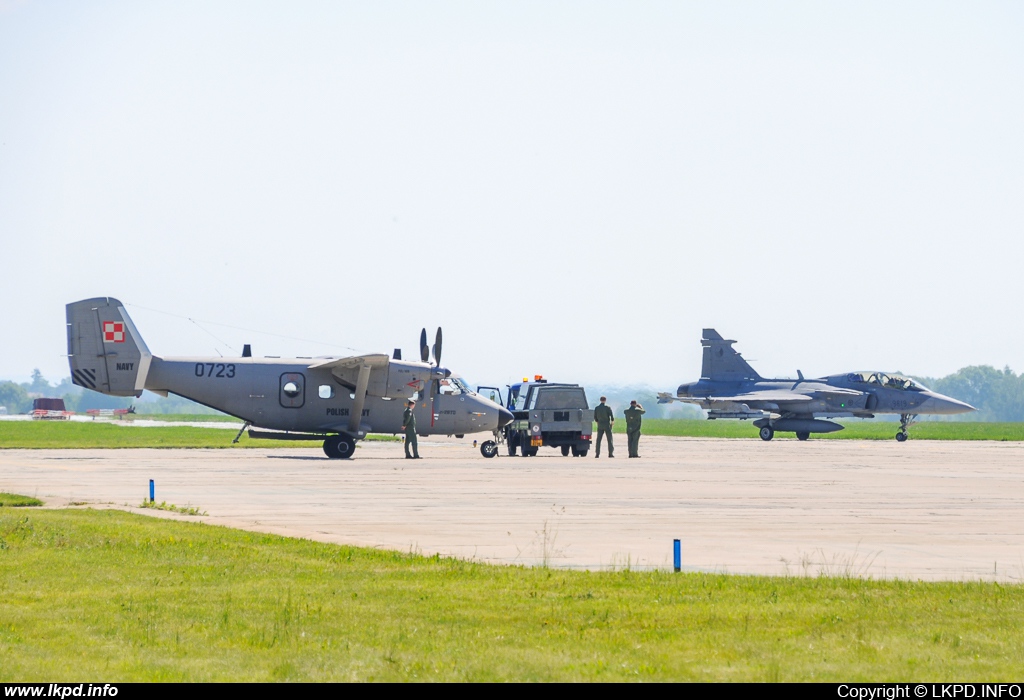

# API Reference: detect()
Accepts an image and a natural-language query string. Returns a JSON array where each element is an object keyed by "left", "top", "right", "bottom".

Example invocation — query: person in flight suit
[
  {"left": 403, "top": 400, "right": 420, "bottom": 459},
  {"left": 624, "top": 400, "right": 646, "bottom": 458},
  {"left": 594, "top": 396, "right": 615, "bottom": 458}
]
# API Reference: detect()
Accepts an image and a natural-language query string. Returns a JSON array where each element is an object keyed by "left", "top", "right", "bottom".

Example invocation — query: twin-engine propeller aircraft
[
  {"left": 658, "top": 329, "right": 975, "bottom": 442},
  {"left": 67, "top": 297, "right": 513, "bottom": 458}
]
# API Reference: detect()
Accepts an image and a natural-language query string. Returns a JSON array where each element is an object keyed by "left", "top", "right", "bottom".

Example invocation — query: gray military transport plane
[
  {"left": 658, "top": 329, "right": 975, "bottom": 442},
  {"left": 66, "top": 297, "right": 514, "bottom": 458}
]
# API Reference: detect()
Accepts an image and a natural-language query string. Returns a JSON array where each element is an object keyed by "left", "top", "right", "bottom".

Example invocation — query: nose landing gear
[{"left": 896, "top": 413, "right": 917, "bottom": 442}]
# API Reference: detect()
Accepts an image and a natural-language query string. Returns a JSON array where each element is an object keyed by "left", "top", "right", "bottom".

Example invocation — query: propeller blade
[
  {"left": 433, "top": 327, "right": 442, "bottom": 366},
  {"left": 420, "top": 328, "right": 429, "bottom": 363}
]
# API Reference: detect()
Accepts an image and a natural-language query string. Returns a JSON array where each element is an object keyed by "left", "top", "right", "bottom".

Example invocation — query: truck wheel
[
  {"left": 480, "top": 440, "right": 498, "bottom": 458},
  {"left": 521, "top": 434, "right": 533, "bottom": 457},
  {"left": 508, "top": 442, "right": 518, "bottom": 457},
  {"left": 570, "top": 445, "right": 580, "bottom": 457},
  {"left": 578, "top": 449, "right": 588, "bottom": 458},
  {"left": 561, "top": 445, "right": 570, "bottom": 457}
]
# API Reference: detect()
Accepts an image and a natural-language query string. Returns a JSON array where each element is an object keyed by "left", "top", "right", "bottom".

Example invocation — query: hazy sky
[{"left": 2, "top": 1, "right": 1022, "bottom": 389}]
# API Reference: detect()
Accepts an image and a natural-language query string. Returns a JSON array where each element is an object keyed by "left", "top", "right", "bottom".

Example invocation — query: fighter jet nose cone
[
  {"left": 922, "top": 393, "right": 977, "bottom": 415},
  {"left": 497, "top": 407, "right": 514, "bottom": 429}
]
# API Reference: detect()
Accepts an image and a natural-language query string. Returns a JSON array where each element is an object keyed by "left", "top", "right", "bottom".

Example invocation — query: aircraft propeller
[{"left": 419, "top": 328, "right": 429, "bottom": 363}]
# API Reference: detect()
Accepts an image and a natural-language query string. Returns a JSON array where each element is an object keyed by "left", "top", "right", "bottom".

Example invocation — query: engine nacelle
[{"left": 382, "top": 360, "right": 435, "bottom": 399}]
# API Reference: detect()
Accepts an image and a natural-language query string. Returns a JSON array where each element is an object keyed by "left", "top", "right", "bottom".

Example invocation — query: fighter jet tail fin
[
  {"left": 66, "top": 297, "right": 151, "bottom": 397},
  {"left": 700, "top": 329, "right": 761, "bottom": 381}
]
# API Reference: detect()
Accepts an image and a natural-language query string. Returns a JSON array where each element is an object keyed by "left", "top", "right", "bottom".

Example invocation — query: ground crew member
[
  {"left": 594, "top": 396, "right": 615, "bottom": 458},
  {"left": 624, "top": 400, "right": 646, "bottom": 458},
  {"left": 403, "top": 400, "right": 420, "bottom": 459}
]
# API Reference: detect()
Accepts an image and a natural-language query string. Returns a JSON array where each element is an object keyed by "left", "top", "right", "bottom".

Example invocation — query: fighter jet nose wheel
[
  {"left": 323, "top": 433, "right": 357, "bottom": 459},
  {"left": 895, "top": 431, "right": 908, "bottom": 442},
  {"left": 759, "top": 426, "right": 775, "bottom": 441},
  {"left": 796, "top": 431, "right": 810, "bottom": 441},
  {"left": 480, "top": 440, "right": 498, "bottom": 458}
]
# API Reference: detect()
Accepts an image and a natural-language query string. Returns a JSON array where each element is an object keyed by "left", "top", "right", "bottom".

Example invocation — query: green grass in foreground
[
  {"left": 621, "top": 419, "right": 1024, "bottom": 441},
  {"left": 126, "top": 413, "right": 239, "bottom": 423},
  {"left": 1, "top": 509, "right": 1022, "bottom": 681},
  {"left": 138, "top": 500, "right": 207, "bottom": 516},
  {"left": 0, "top": 493, "right": 42, "bottom": 507},
  {"left": 0, "top": 422, "right": 398, "bottom": 449}
]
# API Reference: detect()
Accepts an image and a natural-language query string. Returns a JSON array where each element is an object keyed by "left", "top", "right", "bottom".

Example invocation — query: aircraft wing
[
  {"left": 658, "top": 391, "right": 813, "bottom": 404},
  {"left": 307, "top": 354, "right": 390, "bottom": 371},
  {"left": 658, "top": 386, "right": 864, "bottom": 406}
]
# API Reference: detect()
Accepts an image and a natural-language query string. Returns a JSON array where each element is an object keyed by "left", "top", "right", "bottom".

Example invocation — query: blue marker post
[
  {"left": 149, "top": 479, "right": 154, "bottom": 504},
  {"left": 673, "top": 539, "right": 681, "bottom": 573}
]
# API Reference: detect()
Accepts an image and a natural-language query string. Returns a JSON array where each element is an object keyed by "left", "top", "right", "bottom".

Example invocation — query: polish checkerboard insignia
[{"left": 103, "top": 321, "right": 126, "bottom": 343}]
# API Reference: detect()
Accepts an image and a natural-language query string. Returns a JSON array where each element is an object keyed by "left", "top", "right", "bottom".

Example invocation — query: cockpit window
[
  {"left": 849, "top": 372, "right": 926, "bottom": 391},
  {"left": 437, "top": 376, "right": 474, "bottom": 396},
  {"left": 438, "top": 378, "right": 462, "bottom": 396}
]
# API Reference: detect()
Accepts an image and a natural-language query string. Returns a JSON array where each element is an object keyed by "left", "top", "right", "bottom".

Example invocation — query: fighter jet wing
[
  {"left": 307, "top": 354, "right": 390, "bottom": 371},
  {"left": 658, "top": 391, "right": 813, "bottom": 403},
  {"left": 658, "top": 386, "right": 863, "bottom": 405}
]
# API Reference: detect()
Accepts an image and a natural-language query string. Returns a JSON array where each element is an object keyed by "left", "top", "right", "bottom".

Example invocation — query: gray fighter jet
[
  {"left": 658, "top": 329, "right": 975, "bottom": 441},
  {"left": 66, "top": 297, "right": 513, "bottom": 458}
]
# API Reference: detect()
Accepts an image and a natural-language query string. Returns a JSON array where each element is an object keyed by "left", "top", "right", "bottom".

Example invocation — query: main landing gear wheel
[
  {"left": 759, "top": 426, "right": 775, "bottom": 441},
  {"left": 561, "top": 445, "right": 571, "bottom": 457},
  {"left": 480, "top": 440, "right": 498, "bottom": 458},
  {"left": 323, "top": 433, "right": 357, "bottom": 459},
  {"left": 796, "top": 431, "right": 810, "bottom": 441},
  {"left": 895, "top": 431, "right": 908, "bottom": 442}
]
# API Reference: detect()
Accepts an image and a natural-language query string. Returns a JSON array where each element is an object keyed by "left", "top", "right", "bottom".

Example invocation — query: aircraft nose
[
  {"left": 922, "top": 393, "right": 976, "bottom": 414},
  {"left": 497, "top": 406, "right": 514, "bottom": 429}
]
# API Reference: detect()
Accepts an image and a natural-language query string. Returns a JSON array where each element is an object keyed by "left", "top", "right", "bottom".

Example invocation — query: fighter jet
[
  {"left": 657, "top": 329, "right": 975, "bottom": 441},
  {"left": 66, "top": 297, "right": 513, "bottom": 458}
]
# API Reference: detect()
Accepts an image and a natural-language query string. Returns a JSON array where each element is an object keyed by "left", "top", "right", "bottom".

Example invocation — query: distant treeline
[
  {"left": 918, "top": 366, "right": 1024, "bottom": 422},
  {"left": 2, "top": 365, "right": 1023, "bottom": 421},
  {"left": 0, "top": 369, "right": 221, "bottom": 415}
]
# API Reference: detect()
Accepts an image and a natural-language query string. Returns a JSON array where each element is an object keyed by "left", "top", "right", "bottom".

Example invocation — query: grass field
[
  {"left": 1, "top": 508, "right": 1021, "bottom": 681},
  {"left": 0, "top": 422, "right": 397, "bottom": 449},
  {"left": 2, "top": 418, "right": 1022, "bottom": 450},
  {"left": 126, "top": 413, "right": 239, "bottom": 423},
  {"left": 616, "top": 419, "right": 1024, "bottom": 441},
  {"left": 0, "top": 493, "right": 42, "bottom": 507}
]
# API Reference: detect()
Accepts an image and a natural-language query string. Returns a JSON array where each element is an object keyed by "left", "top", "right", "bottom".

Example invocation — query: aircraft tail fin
[
  {"left": 700, "top": 329, "right": 761, "bottom": 381},
  {"left": 66, "top": 298, "right": 152, "bottom": 397}
]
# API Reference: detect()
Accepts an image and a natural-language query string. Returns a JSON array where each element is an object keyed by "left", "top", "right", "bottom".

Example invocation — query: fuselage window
[{"left": 318, "top": 385, "right": 334, "bottom": 399}]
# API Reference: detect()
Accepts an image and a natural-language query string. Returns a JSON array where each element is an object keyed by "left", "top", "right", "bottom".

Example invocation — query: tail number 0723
[{"left": 195, "top": 363, "right": 236, "bottom": 378}]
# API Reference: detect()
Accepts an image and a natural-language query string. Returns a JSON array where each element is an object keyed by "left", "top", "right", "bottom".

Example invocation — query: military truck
[{"left": 478, "top": 377, "right": 593, "bottom": 457}]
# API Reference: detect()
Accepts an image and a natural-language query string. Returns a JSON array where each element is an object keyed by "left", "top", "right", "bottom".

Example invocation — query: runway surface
[{"left": 2, "top": 436, "right": 1023, "bottom": 581}]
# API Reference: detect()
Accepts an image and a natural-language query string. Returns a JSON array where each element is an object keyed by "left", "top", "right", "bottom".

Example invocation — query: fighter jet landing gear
[
  {"left": 323, "top": 433, "right": 357, "bottom": 459},
  {"left": 895, "top": 413, "right": 917, "bottom": 442},
  {"left": 480, "top": 440, "right": 498, "bottom": 458},
  {"left": 796, "top": 431, "right": 810, "bottom": 441},
  {"left": 759, "top": 426, "right": 774, "bottom": 441}
]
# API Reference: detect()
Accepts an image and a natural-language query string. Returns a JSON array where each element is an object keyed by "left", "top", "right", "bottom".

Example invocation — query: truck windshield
[{"left": 531, "top": 388, "right": 588, "bottom": 409}]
